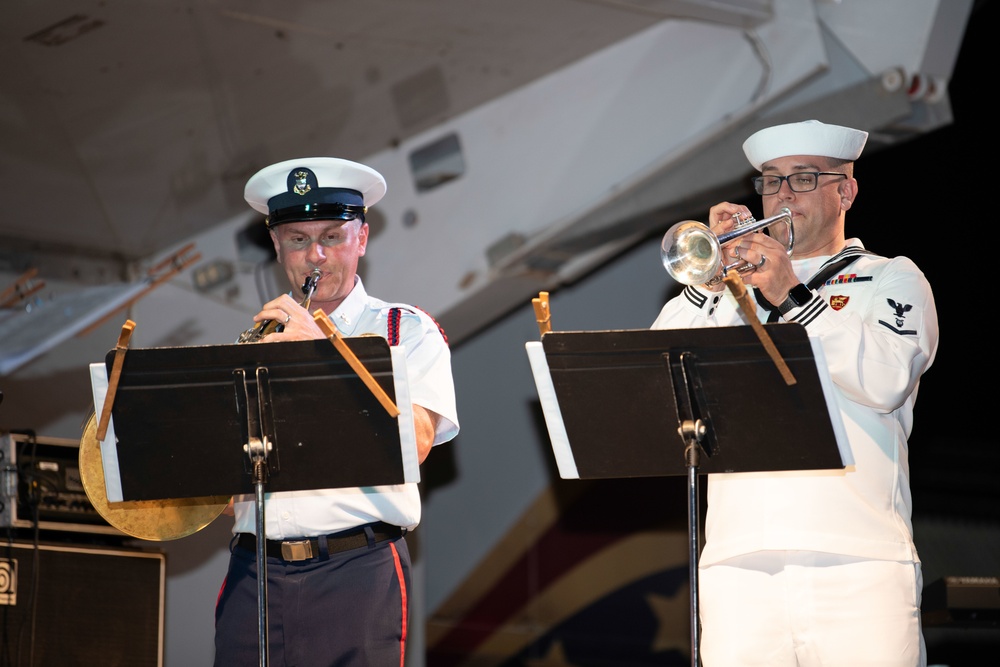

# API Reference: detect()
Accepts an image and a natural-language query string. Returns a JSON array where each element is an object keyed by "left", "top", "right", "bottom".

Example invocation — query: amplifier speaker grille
[{"left": 0, "top": 541, "right": 164, "bottom": 666}]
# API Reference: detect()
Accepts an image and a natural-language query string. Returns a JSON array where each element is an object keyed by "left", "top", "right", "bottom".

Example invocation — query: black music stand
[
  {"left": 525, "top": 324, "right": 849, "bottom": 667},
  {"left": 92, "top": 338, "right": 415, "bottom": 667}
]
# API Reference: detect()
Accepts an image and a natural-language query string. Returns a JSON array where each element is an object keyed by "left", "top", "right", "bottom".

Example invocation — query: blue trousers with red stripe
[{"left": 214, "top": 534, "right": 411, "bottom": 666}]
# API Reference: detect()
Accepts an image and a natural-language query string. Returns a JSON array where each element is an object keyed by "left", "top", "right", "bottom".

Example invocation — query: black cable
[{"left": 8, "top": 431, "right": 39, "bottom": 667}]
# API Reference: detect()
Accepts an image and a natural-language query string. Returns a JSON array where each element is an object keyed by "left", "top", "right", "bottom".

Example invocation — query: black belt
[{"left": 237, "top": 522, "right": 403, "bottom": 562}]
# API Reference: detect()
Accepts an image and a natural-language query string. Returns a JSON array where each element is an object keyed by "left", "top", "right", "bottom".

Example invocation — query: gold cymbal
[{"left": 79, "top": 414, "right": 229, "bottom": 541}]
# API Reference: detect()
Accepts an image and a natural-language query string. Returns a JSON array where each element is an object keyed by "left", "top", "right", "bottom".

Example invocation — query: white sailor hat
[
  {"left": 244, "top": 157, "right": 387, "bottom": 228},
  {"left": 742, "top": 120, "right": 868, "bottom": 171}
]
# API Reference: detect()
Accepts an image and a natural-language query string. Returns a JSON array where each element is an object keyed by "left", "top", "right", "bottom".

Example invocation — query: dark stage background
[{"left": 854, "top": 0, "right": 996, "bottom": 525}]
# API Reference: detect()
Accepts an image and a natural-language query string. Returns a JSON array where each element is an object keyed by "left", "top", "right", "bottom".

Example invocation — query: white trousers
[{"left": 698, "top": 551, "right": 926, "bottom": 667}]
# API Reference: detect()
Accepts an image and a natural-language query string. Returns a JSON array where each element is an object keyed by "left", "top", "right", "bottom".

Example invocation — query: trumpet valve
[{"left": 731, "top": 211, "right": 756, "bottom": 228}]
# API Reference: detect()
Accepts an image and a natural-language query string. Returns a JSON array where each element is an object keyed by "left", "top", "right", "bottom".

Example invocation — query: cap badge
[{"left": 292, "top": 170, "right": 312, "bottom": 196}]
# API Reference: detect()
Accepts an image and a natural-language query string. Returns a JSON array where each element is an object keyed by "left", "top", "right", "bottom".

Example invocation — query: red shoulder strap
[
  {"left": 388, "top": 307, "right": 402, "bottom": 346},
  {"left": 387, "top": 307, "right": 448, "bottom": 347}
]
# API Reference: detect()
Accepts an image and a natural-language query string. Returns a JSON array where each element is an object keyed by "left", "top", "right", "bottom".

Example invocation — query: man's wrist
[{"left": 777, "top": 283, "right": 812, "bottom": 315}]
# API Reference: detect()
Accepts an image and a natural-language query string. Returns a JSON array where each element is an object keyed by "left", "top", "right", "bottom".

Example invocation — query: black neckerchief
[{"left": 754, "top": 246, "right": 877, "bottom": 323}]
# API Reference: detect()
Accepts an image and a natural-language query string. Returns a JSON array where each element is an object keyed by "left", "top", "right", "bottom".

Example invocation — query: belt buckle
[{"left": 280, "top": 539, "right": 314, "bottom": 561}]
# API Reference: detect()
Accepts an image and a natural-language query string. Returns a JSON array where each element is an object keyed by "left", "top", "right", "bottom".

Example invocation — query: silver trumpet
[
  {"left": 660, "top": 207, "right": 793, "bottom": 286},
  {"left": 237, "top": 268, "right": 321, "bottom": 343}
]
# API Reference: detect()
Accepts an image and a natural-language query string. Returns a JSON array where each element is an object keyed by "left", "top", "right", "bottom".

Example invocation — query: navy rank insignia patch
[{"left": 879, "top": 298, "right": 917, "bottom": 335}]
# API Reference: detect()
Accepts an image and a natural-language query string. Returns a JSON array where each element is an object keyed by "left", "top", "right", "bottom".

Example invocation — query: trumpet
[
  {"left": 238, "top": 268, "right": 321, "bottom": 343},
  {"left": 660, "top": 207, "right": 793, "bottom": 286}
]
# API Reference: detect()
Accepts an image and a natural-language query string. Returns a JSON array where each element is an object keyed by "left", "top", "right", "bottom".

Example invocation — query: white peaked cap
[{"left": 244, "top": 157, "right": 386, "bottom": 227}]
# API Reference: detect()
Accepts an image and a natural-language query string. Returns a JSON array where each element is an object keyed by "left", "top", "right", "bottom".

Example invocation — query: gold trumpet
[
  {"left": 238, "top": 268, "right": 321, "bottom": 343},
  {"left": 660, "top": 207, "right": 793, "bottom": 286}
]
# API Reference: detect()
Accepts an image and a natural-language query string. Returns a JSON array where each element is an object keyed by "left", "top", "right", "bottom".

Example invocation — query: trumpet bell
[{"left": 660, "top": 220, "right": 723, "bottom": 286}]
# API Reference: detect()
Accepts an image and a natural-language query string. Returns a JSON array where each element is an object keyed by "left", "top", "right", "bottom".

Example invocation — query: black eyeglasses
[{"left": 752, "top": 171, "right": 846, "bottom": 195}]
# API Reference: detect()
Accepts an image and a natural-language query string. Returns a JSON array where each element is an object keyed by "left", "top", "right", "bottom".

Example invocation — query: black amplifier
[
  {"left": 0, "top": 431, "right": 122, "bottom": 536},
  {"left": 923, "top": 575, "right": 1000, "bottom": 627}
]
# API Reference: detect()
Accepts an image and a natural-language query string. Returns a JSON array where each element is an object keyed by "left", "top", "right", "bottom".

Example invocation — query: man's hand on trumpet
[
  {"left": 700, "top": 201, "right": 741, "bottom": 292},
  {"left": 254, "top": 293, "right": 327, "bottom": 342},
  {"left": 707, "top": 201, "right": 798, "bottom": 306}
]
